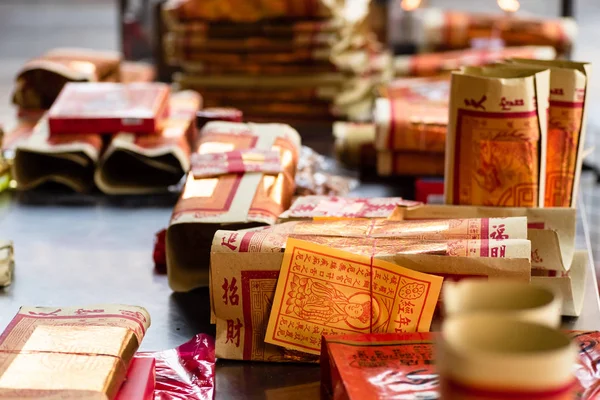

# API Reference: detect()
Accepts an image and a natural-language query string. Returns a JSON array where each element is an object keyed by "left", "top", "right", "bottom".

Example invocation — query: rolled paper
[
  {"left": 393, "top": 46, "right": 556, "bottom": 77},
  {"left": 263, "top": 239, "right": 443, "bottom": 356},
  {"left": 94, "top": 90, "right": 201, "bottom": 195},
  {"left": 167, "top": 121, "right": 300, "bottom": 292},
  {"left": 507, "top": 59, "right": 591, "bottom": 208},
  {"left": 0, "top": 305, "right": 150, "bottom": 399},
  {"left": 421, "top": 8, "right": 577, "bottom": 55},
  {"left": 12, "top": 116, "right": 103, "bottom": 193},
  {"left": 437, "top": 315, "right": 577, "bottom": 399},
  {"left": 210, "top": 218, "right": 530, "bottom": 361},
  {"left": 443, "top": 280, "right": 562, "bottom": 328},
  {"left": 12, "top": 47, "right": 121, "bottom": 111},
  {"left": 0, "top": 241, "right": 14, "bottom": 287},
  {"left": 445, "top": 65, "right": 550, "bottom": 207},
  {"left": 48, "top": 82, "right": 170, "bottom": 135}
]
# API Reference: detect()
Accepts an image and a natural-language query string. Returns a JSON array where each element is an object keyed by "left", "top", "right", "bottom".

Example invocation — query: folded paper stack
[
  {"left": 445, "top": 65, "right": 550, "bottom": 207},
  {"left": 0, "top": 304, "right": 151, "bottom": 399},
  {"left": 163, "top": 0, "right": 391, "bottom": 122},
  {"left": 321, "top": 330, "right": 599, "bottom": 399},
  {"left": 8, "top": 89, "right": 201, "bottom": 194},
  {"left": 419, "top": 8, "right": 577, "bottom": 57},
  {"left": 167, "top": 121, "right": 301, "bottom": 292},
  {"left": 210, "top": 216, "right": 530, "bottom": 361},
  {"left": 396, "top": 204, "right": 584, "bottom": 316},
  {"left": 375, "top": 76, "right": 449, "bottom": 176},
  {"left": 12, "top": 48, "right": 122, "bottom": 112}
]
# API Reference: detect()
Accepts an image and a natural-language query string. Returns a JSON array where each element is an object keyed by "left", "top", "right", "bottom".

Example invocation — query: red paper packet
[
  {"left": 115, "top": 357, "right": 156, "bottom": 400},
  {"left": 48, "top": 82, "right": 170, "bottom": 135},
  {"left": 321, "top": 331, "right": 600, "bottom": 400}
]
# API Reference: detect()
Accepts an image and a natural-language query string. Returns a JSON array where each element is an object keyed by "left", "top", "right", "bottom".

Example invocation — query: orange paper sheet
[{"left": 264, "top": 239, "right": 443, "bottom": 355}]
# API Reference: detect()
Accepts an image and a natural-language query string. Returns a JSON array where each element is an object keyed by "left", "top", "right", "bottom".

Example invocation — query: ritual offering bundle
[
  {"left": 94, "top": 90, "right": 202, "bottom": 195},
  {"left": 505, "top": 59, "right": 591, "bottom": 207},
  {"left": 163, "top": 0, "right": 391, "bottom": 122},
  {"left": 445, "top": 65, "right": 550, "bottom": 207},
  {"left": 420, "top": 8, "right": 577, "bottom": 56},
  {"left": 12, "top": 48, "right": 121, "bottom": 111},
  {"left": 397, "top": 203, "right": 585, "bottom": 316},
  {"left": 0, "top": 304, "right": 151, "bottom": 398},
  {"left": 167, "top": 121, "right": 301, "bottom": 292},
  {"left": 210, "top": 216, "right": 531, "bottom": 361}
]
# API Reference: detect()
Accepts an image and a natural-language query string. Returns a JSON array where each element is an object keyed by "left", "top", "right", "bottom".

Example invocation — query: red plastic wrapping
[
  {"left": 137, "top": 334, "right": 216, "bottom": 400},
  {"left": 153, "top": 228, "right": 167, "bottom": 274}
]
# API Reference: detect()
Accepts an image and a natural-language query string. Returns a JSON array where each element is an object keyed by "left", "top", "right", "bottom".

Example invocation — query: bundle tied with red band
[
  {"left": 0, "top": 304, "right": 150, "bottom": 399},
  {"left": 209, "top": 217, "right": 530, "bottom": 362},
  {"left": 167, "top": 121, "right": 301, "bottom": 292}
]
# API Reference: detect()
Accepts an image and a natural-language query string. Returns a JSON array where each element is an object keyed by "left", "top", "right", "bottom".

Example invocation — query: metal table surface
[{"left": 0, "top": 182, "right": 599, "bottom": 399}]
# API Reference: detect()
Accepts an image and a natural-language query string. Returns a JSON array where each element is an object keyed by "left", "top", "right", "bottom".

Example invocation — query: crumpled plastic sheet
[{"left": 137, "top": 334, "right": 215, "bottom": 400}]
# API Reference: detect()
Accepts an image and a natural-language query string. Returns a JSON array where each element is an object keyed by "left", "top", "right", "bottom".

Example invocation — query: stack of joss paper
[
  {"left": 374, "top": 76, "right": 449, "bottom": 176},
  {"left": 419, "top": 8, "right": 577, "bottom": 57},
  {"left": 4, "top": 83, "right": 202, "bottom": 194},
  {"left": 209, "top": 215, "right": 532, "bottom": 361},
  {"left": 166, "top": 121, "right": 301, "bottom": 292},
  {"left": 445, "top": 59, "right": 590, "bottom": 208},
  {"left": 162, "top": 0, "right": 391, "bottom": 122},
  {"left": 0, "top": 304, "right": 153, "bottom": 399}
]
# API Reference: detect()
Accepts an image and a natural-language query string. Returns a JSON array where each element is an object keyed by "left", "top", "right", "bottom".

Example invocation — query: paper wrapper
[
  {"left": 94, "top": 90, "right": 202, "bottom": 195},
  {"left": 13, "top": 116, "right": 103, "bottom": 193},
  {"left": 278, "top": 196, "right": 407, "bottom": 221},
  {"left": 396, "top": 204, "right": 583, "bottom": 316},
  {"left": 420, "top": 8, "right": 577, "bottom": 55},
  {"left": 264, "top": 239, "right": 443, "bottom": 356},
  {"left": 0, "top": 304, "right": 150, "bottom": 399},
  {"left": 506, "top": 59, "right": 591, "bottom": 208},
  {"left": 377, "top": 151, "right": 445, "bottom": 177},
  {"left": 0, "top": 241, "right": 14, "bottom": 287},
  {"left": 210, "top": 217, "right": 530, "bottom": 361},
  {"left": 332, "top": 122, "right": 375, "bottom": 168},
  {"left": 12, "top": 48, "right": 121, "bottom": 111},
  {"left": 375, "top": 76, "right": 449, "bottom": 153},
  {"left": 162, "top": 0, "right": 334, "bottom": 23},
  {"left": 322, "top": 330, "right": 600, "bottom": 399},
  {"left": 393, "top": 46, "right": 556, "bottom": 78},
  {"left": 167, "top": 121, "right": 301, "bottom": 292},
  {"left": 48, "top": 82, "right": 170, "bottom": 135},
  {"left": 445, "top": 66, "right": 550, "bottom": 207}
]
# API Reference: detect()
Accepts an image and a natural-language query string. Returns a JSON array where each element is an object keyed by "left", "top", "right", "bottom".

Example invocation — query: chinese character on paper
[
  {"left": 490, "top": 224, "right": 509, "bottom": 240},
  {"left": 225, "top": 318, "right": 243, "bottom": 347},
  {"left": 222, "top": 277, "right": 239, "bottom": 305}
]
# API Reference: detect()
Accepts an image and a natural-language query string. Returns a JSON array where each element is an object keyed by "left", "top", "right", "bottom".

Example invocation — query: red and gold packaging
[
  {"left": 0, "top": 305, "right": 150, "bottom": 399},
  {"left": 167, "top": 121, "right": 301, "bottom": 292},
  {"left": 115, "top": 357, "right": 156, "bottom": 400},
  {"left": 48, "top": 82, "right": 170, "bottom": 135}
]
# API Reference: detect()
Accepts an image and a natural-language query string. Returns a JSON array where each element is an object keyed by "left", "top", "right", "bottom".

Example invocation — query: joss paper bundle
[
  {"left": 94, "top": 90, "right": 202, "bottom": 195},
  {"left": 445, "top": 65, "right": 550, "bottom": 207},
  {"left": 210, "top": 217, "right": 530, "bottom": 361},
  {"left": 12, "top": 48, "right": 121, "bottom": 111},
  {"left": 377, "top": 151, "right": 445, "bottom": 177},
  {"left": 393, "top": 46, "right": 556, "bottom": 77},
  {"left": 0, "top": 305, "right": 150, "bottom": 399},
  {"left": 421, "top": 8, "right": 577, "bottom": 56},
  {"left": 12, "top": 116, "right": 103, "bottom": 193},
  {"left": 167, "top": 121, "right": 301, "bottom": 292},
  {"left": 506, "top": 59, "right": 591, "bottom": 207}
]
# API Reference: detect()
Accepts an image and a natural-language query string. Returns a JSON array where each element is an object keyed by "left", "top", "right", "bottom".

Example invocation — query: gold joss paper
[{"left": 0, "top": 305, "right": 150, "bottom": 399}]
